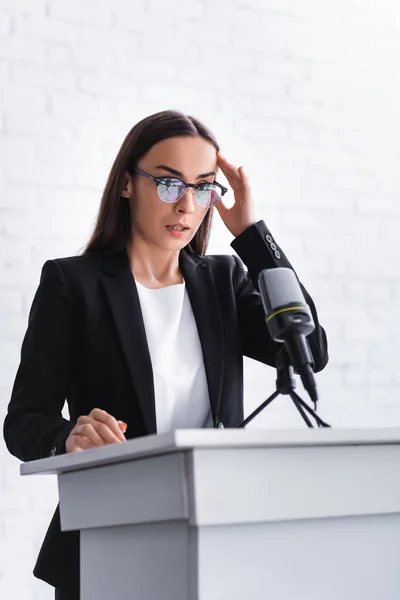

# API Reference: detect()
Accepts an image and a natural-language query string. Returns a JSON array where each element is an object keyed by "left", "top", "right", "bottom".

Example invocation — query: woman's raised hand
[
  {"left": 214, "top": 152, "right": 257, "bottom": 238},
  {"left": 65, "top": 408, "right": 128, "bottom": 453}
]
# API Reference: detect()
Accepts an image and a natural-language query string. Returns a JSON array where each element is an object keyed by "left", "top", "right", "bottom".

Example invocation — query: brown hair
[{"left": 83, "top": 109, "right": 221, "bottom": 256}]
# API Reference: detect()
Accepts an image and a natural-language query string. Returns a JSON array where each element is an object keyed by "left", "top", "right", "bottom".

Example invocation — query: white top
[{"left": 135, "top": 279, "right": 213, "bottom": 433}]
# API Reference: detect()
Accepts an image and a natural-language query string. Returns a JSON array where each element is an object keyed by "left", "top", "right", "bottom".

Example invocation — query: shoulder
[
  {"left": 39, "top": 252, "right": 107, "bottom": 292},
  {"left": 52, "top": 252, "right": 103, "bottom": 273}
]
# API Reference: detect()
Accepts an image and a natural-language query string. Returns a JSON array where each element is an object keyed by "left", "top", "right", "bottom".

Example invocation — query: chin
[{"left": 155, "top": 237, "right": 188, "bottom": 251}]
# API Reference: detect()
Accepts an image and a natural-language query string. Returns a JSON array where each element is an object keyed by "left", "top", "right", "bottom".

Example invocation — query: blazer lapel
[
  {"left": 179, "top": 250, "right": 224, "bottom": 424},
  {"left": 100, "top": 249, "right": 157, "bottom": 434},
  {"left": 99, "top": 247, "right": 224, "bottom": 433}
]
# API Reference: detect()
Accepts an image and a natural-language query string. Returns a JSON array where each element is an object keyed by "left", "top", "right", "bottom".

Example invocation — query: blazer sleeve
[
  {"left": 3, "top": 260, "right": 75, "bottom": 462},
  {"left": 230, "top": 220, "right": 328, "bottom": 372}
]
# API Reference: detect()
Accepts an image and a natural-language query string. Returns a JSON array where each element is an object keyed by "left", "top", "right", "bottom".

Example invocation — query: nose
[{"left": 176, "top": 186, "right": 196, "bottom": 214}]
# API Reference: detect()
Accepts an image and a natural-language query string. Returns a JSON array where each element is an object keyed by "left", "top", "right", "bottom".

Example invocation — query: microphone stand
[{"left": 238, "top": 349, "right": 331, "bottom": 429}]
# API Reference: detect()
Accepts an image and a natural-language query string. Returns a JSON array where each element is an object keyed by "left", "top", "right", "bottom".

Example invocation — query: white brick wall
[{"left": 1, "top": 0, "right": 400, "bottom": 597}]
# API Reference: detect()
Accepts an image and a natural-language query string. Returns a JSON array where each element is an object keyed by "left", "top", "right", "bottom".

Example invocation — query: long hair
[{"left": 83, "top": 110, "right": 221, "bottom": 255}]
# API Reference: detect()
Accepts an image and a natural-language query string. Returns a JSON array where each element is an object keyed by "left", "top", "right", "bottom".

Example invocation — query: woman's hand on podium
[{"left": 65, "top": 408, "right": 128, "bottom": 453}]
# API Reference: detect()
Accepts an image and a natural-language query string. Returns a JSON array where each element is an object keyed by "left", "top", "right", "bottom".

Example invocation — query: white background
[{"left": 0, "top": 0, "right": 399, "bottom": 597}]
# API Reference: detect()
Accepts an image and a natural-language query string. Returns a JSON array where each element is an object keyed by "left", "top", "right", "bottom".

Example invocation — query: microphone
[{"left": 258, "top": 267, "right": 318, "bottom": 405}]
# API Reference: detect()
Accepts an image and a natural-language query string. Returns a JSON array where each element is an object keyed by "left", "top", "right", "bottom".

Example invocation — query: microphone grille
[{"left": 259, "top": 268, "right": 306, "bottom": 312}]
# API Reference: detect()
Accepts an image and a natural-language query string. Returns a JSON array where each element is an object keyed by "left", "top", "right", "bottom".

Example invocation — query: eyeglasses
[{"left": 132, "top": 168, "right": 228, "bottom": 209}]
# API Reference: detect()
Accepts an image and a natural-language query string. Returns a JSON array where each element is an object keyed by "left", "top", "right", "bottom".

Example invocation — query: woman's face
[{"left": 123, "top": 136, "right": 218, "bottom": 251}]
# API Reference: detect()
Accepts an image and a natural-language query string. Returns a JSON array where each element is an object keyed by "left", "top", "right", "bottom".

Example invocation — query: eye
[{"left": 197, "top": 182, "right": 213, "bottom": 191}]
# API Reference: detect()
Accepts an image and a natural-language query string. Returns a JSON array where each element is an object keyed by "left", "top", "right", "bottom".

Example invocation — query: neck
[{"left": 127, "top": 235, "right": 183, "bottom": 286}]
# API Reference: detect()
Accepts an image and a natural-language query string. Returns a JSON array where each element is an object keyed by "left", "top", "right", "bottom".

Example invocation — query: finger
[
  {"left": 217, "top": 152, "right": 239, "bottom": 174},
  {"left": 78, "top": 413, "right": 123, "bottom": 445},
  {"left": 77, "top": 412, "right": 126, "bottom": 445},
  {"left": 218, "top": 153, "right": 249, "bottom": 182},
  {"left": 93, "top": 421, "right": 125, "bottom": 445},
  {"left": 66, "top": 432, "right": 95, "bottom": 453},
  {"left": 90, "top": 408, "right": 126, "bottom": 442},
  {"left": 214, "top": 197, "right": 229, "bottom": 218},
  {"left": 117, "top": 420, "right": 128, "bottom": 434},
  {"left": 217, "top": 155, "right": 243, "bottom": 189},
  {"left": 75, "top": 422, "right": 106, "bottom": 447},
  {"left": 238, "top": 165, "right": 250, "bottom": 183}
]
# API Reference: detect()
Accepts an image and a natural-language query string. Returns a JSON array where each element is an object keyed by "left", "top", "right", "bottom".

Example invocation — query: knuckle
[
  {"left": 104, "top": 412, "right": 116, "bottom": 425},
  {"left": 91, "top": 408, "right": 105, "bottom": 419},
  {"left": 81, "top": 423, "right": 94, "bottom": 435}
]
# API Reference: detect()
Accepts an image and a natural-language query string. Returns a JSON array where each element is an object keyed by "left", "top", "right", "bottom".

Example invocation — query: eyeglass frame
[{"left": 131, "top": 167, "right": 228, "bottom": 207}]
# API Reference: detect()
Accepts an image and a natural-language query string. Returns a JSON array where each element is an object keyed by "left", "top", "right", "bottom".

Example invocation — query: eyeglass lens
[{"left": 157, "top": 178, "right": 221, "bottom": 208}]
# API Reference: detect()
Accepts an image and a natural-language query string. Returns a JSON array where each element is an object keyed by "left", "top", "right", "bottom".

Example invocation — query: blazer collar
[{"left": 100, "top": 248, "right": 224, "bottom": 433}]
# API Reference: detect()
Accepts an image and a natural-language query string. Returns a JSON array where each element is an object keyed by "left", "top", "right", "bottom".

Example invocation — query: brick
[
  {"left": 0, "top": 585, "right": 35, "bottom": 600},
  {"left": 4, "top": 159, "right": 73, "bottom": 187},
  {"left": 0, "top": 181, "right": 38, "bottom": 210},
  {"left": 140, "top": 82, "right": 216, "bottom": 112},
  {"left": 70, "top": 41, "right": 112, "bottom": 71},
  {"left": 344, "top": 319, "right": 387, "bottom": 343},
  {"left": 15, "top": 14, "right": 78, "bottom": 44},
  {"left": 0, "top": 37, "right": 44, "bottom": 61},
  {"left": 0, "top": 239, "right": 30, "bottom": 271},
  {"left": 50, "top": 91, "right": 113, "bottom": 123},
  {"left": 0, "top": 0, "right": 46, "bottom": 14},
  {"left": 138, "top": 34, "right": 201, "bottom": 61},
  {"left": 0, "top": 313, "right": 26, "bottom": 340},
  {"left": 1, "top": 84, "right": 48, "bottom": 112},
  {"left": 77, "top": 72, "right": 139, "bottom": 100},
  {"left": 343, "top": 366, "right": 368, "bottom": 386},
  {"left": 11, "top": 62, "right": 76, "bottom": 92},
  {"left": 235, "top": 0, "right": 287, "bottom": 8},
  {"left": 37, "top": 139, "right": 105, "bottom": 169},
  {"left": 45, "top": 43, "right": 72, "bottom": 66},
  {"left": 49, "top": 0, "right": 112, "bottom": 27},
  {"left": 147, "top": 0, "right": 203, "bottom": 19},
  {"left": 342, "top": 279, "right": 391, "bottom": 302},
  {"left": 0, "top": 487, "right": 31, "bottom": 512},
  {"left": 0, "top": 11, "right": 12, "bottom": 35},
  {"left": 0, "top": 134, "right": 37, "bottom": 166},
  {"left": 112, "top": 8, "right": 171, "bottom": 36},
  {"left": 4, "top": 112, "right": 72, "bottom": 137},
  {"left": 0, "top": 291, "right": 23, "bottom": 313},
  {"left": 226, "top": 5, "right": 261, "bottom": 29},
  {"left": 0, "top": 336, "right": 22, "bottom": 375},
  {"left": 256, "top": 53, "right": 309, "bottom": 80},
  {"left": 0, "top": 60, "right": 9, "bottom": 86},
  {"left": 236, "top": 117, "right": 287, "bottom": 140}
]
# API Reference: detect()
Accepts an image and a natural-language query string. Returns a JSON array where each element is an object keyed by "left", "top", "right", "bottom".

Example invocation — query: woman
[{"left": 3, "top": 109, "right": 328, "bottom": 599}]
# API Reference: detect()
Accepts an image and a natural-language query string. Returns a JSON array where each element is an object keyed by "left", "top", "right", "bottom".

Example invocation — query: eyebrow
[{"left": 155, "top": 165, "right": 216, "bottom": 179}]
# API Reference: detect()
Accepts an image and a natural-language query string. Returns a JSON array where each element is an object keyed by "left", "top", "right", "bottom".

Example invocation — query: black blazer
[{"left": 3, "top": 220, "right": 328, "bottom": 592}]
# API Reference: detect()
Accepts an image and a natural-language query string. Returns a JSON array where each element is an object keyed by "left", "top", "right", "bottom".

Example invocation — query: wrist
[{"left": 233, "top": 221, "right": 258, "bottom": 238}]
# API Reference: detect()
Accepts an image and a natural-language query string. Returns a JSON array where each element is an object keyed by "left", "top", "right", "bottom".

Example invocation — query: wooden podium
[{"left": 21, "top": 429, "right": 400, "bottom": 599}]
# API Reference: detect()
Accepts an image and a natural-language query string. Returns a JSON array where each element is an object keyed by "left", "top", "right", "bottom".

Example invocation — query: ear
[{"left": 121, "top": 171, "right": 133, "bottom": 199}]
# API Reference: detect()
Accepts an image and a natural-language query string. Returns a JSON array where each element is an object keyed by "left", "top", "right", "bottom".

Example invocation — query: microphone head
[
  {"left": 258, "top": 268, "right": 306, "bottom": 314},
  {"left": 258, "top": 268, "right": 314, "bottom": 342}
]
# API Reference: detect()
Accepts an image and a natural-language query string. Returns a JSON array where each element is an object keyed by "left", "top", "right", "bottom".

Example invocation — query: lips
[
  {"left": 166, "top": 225, "right": 190, "bottom": 238},
  {"left": 166, "top": 224, "right": 190, "bottom": 230}
]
